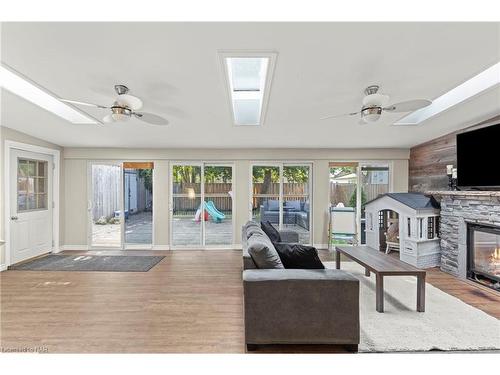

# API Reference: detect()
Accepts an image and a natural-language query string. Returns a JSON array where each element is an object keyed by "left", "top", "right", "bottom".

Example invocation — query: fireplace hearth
[{"left": 467, "top": 223, "right": 500, "bottom": 291}]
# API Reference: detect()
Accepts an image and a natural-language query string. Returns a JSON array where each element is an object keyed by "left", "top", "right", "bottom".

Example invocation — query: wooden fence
[
  {"left": 172, "top": 182, "right": 310, "bottom": 213},
  {"left": 91, "top": 165, "right": 121, "bottom": 219}
]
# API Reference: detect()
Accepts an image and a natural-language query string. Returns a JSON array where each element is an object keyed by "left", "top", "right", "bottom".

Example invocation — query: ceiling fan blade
[
  {"left": 384, "top": 99, "right": 432, "bottom": 113},
  {"left": 60, "top": 99, "right": 108, "bottom": 109},
  {"left": 320, "top": 111, "right": 359, "bottom": 120},
  {"left": 133, "top": 112, "right": 169, "bottom": 126}
]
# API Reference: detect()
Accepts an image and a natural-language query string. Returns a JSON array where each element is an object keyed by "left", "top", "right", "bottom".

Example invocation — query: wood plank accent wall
[
  {"left": 409, "top": 115, "right": 500, "bottom": 192},
  {"left": 409, "top": 132, "right": 457, "bottom": 192}
]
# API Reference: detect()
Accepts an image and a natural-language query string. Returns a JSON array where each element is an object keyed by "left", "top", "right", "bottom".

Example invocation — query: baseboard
[
  {"left": 60, "top": 245, "right": 89, "bottom": 251},
  {"left": 0, "top": 264, "right": 7, "bottom": 272},
  {"left": 151, "top": 245, "right": 170, "bottom": 251},
  {"left": 314, "top": 243, "right": 330, "bottom": 250}
]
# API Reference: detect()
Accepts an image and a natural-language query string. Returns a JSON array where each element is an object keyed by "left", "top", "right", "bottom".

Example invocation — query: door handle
[{"left": 11, "top": 216, "right": 18, "bottom": 220}]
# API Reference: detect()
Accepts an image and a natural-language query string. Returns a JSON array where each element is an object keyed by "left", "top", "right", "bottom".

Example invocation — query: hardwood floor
[{"left": 1, "top": 249, "right": 498, "bottom": 353}]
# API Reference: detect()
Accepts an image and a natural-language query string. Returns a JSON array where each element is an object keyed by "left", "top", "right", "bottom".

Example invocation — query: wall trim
[
  {"left": 4, "top": 140, "right": 61, "bottom": 267},
  {"left": 60, "top": 245, "right": 89, "bottom": 251},
  {"left": 314, "top": 243, "right": 329, "bottom": 250},
  {"left": 151, "top": 245, "right": 170, "bottom": 251}
]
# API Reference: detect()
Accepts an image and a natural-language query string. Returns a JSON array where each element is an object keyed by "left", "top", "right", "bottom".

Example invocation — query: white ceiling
[{"left": 1, "top": 22, "right": 499, "bottom": 148}]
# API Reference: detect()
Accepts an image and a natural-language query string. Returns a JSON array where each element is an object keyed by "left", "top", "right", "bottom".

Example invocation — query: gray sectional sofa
[{"left": 242, "top": 221, "right": 360, "bottom": 351}]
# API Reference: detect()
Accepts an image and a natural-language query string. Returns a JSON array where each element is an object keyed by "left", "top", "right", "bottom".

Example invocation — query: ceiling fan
[
  {"left": 60, "top": 85, "right": 169, "bottom": 125},
  {"left": 320, "top": 85, "right": 432, "bottom": 124}
]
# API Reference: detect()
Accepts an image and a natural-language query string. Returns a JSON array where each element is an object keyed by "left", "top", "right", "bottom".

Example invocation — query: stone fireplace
[
  {"left": 427, "top": 191, "right": 500, "bottom": 288},
  {"left": 467, "top": 223, "right": 500, "bottom": 290}
]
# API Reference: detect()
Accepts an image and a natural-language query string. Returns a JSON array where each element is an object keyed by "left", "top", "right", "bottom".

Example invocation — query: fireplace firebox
[{"left": 467, "top": 223, "right": 500, "bottom": 291}]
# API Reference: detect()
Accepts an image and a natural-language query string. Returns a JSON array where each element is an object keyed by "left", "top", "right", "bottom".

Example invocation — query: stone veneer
[{"left": 427, "top": 191, "right": 500, "bottom": 278}]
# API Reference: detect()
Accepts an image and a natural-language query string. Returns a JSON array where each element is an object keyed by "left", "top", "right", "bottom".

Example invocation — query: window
[
  {"left": 418, "top": 218, "right": 424, "bottom": 239},
  {"left": 407, "top": 218, "right": 412, "bottom": 237},
  {"left": 17, "top": 158, "right": 48, "bottom": 211},
  {"left": 220, "top": 52, "right": 277, "bottom": 126}
]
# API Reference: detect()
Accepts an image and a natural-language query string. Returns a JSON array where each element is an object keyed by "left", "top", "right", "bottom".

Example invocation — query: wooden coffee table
[{"left": 335, "top": 245, "right": 426, "bottom": 313}]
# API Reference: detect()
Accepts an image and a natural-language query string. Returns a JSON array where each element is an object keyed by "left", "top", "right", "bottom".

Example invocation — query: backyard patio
[{"left": 93, "top": 214, "right": 310, "bottom": 247}]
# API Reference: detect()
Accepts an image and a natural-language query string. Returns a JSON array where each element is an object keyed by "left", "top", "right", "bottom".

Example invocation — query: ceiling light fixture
[
  {"left": 394, "top": 61, "right": 500, "bottom": 125},
  {"left": 0, "top": 63, "right": 98, "bottom": 124}
]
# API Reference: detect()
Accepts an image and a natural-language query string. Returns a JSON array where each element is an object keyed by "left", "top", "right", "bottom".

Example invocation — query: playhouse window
[
  {"left": 427, "top": 216, "right": 439, "bottom": 239},
  {"left": 418, "top": 218, "right": 424, "bottom": 239},
  {"left": 407, "top": 218, "right": 411, "bottom": 237}
]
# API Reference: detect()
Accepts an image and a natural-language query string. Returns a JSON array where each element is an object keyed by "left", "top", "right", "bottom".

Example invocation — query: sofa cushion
[
  {"left": 267, "top": 200, "right": 279, "bottom": 211},
  {"left": 274, "top": 243, "right": 324, "bottom": 269},
  {"left": 247, "top": 234, "right": 284, "bottom": 269},
  {"left": 261, "top": 221, "right": 281, "bottom": 243},
  {"left": 247, "top": 226, "right": 265, "bottom": 239},
  {"left": 285, "top": 200, "right": 301, "bottom": 211}
]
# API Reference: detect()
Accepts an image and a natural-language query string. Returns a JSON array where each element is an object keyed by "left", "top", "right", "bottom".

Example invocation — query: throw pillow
[
  {"left": 261, "top": 221, "right": 281, "bottom": 243},
  {"left": 247, "top": 234, "right": 284, "bottom": 269},
  {"left": 274, "top": 243, "right": 325, "bottom": 269}
]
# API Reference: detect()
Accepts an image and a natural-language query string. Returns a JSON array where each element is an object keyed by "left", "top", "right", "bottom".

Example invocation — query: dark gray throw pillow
[
  {"left": 260, "top": 221, "right": 281, "bottom": 243},
  {"left": 274, "top": 243, "right": 325, "bottom": 269}
]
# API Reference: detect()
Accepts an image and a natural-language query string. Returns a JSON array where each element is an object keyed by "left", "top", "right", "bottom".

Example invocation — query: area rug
[
  {"left": 10, "top": 254, "right": 165, "bottom": 272},
  {"left": 324, "top": 261, "right": 500, "bottom": 352}
]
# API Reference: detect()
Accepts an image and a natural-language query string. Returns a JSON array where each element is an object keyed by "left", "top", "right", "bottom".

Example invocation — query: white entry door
[{"left": 9, "top": 149, "right": 53, "bottom": 264}]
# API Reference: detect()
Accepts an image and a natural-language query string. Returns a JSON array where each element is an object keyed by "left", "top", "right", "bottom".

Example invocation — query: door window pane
[
  {"left": 329, "top": 164, "right": 358, "bottom": 245},
  {"left": 283, "top": 165, "right": 310, "bottom": 244},
  {"left": 91, "top": 164, "right": 122, "bottom": 248},
  {"left": 124, "top": 166, "right": 153, "bottom": 245},
  {"left": 360, "top": 164, "right": 390, "bottom": 244},
  {"left": 252, "top": 166, "right": 280, "bottom": 231},
  {"left": 17, "top": 159, "right": 48, "bottom": 211},
  {"left": 204, "top": 166, "right": 233, "bottom": 246},
  {"left": 172, "top": 165, "right": 202, "bottom": 246}
]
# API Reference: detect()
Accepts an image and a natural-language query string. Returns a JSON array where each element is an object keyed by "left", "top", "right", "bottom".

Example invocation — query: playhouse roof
[{"left": 365, "top": 193, "right": 440, "bottom": 210}]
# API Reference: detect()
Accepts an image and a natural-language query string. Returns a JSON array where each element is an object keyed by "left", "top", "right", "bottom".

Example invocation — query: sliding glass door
[
  {"left": 329, "top": 162, "right": 390, "bottom": 245},
  {"left": 89, "top": 161, "right": 154, "bottom": 249},
  {"left": 251, "top": 163, "right": 312, "bottom": 244},
  {"left": 170, "top": 163, "right": 233, "bottom": 248}
]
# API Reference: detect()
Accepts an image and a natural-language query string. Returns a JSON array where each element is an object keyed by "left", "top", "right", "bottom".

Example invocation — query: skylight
[
  {"left": 221, "top": 53, "right": 276, "bottom": 126},
  {"left": 394, "top": 61, "right": 500, "bottom": 125},
  {"left": 0, "top": 64, "right": 98, "bottom": 124}
]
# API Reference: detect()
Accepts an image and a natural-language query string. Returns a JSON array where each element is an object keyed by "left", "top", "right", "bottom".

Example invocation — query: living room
[{"left": 0, "top": 2, "right": 499, "bottom": 373}]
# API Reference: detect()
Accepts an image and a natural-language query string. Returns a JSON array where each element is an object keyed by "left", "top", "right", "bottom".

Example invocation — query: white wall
[
  {"left": 62, "top": 147, "right": 409, "bottom": 249},
  {"left": 0, "top": 126, "right": 63, "bottom": 265}
]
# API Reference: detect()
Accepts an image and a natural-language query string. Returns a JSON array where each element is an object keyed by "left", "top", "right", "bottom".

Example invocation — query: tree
[
  {"left": 349, "top": 187, "right": 367, "bottom": 208},
  {"left": 138, "top": 169, "right": 153, "bottom": 193}
]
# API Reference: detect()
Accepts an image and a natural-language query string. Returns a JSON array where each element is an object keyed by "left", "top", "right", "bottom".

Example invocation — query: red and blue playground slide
[{"left": 194, "top": 201, "right": 225, "bottom": 223}]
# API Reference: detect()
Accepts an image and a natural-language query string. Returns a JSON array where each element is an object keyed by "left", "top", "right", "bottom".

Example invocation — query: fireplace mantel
[{"left": 426, "top": 190, "right": 500, "bottom": 198}]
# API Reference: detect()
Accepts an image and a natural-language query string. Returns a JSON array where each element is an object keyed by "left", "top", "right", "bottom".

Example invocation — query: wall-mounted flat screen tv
[{"left": 456, "top": 123, "right": 500, "bottom": 189}]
